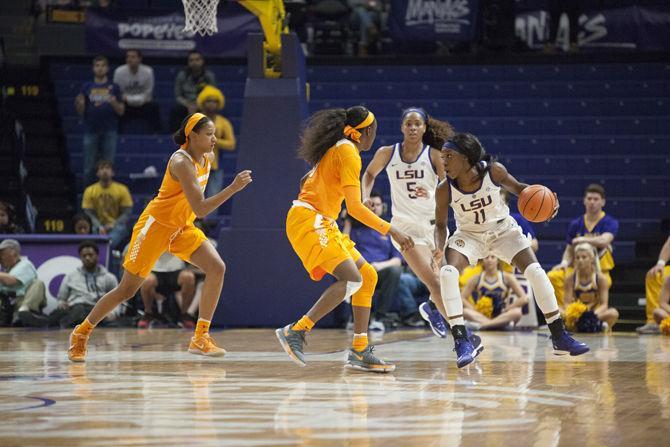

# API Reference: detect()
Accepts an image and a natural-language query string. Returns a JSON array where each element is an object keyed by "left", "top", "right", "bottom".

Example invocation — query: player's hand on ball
[{"left": 231, "top": 170, "right": 252, "bottom": 192}]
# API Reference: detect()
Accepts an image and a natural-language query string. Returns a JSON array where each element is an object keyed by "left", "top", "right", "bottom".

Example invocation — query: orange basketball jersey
[
  {"left": 144, "top": 149, "right": 210, "bottom": 228},
  {"left": 298, "top": 139, "right": 362, "bottom": 220}
]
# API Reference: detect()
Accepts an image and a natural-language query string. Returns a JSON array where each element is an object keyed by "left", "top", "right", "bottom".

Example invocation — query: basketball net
[{"left": 182, "top": 0, "right": 220, "bottom": 36}]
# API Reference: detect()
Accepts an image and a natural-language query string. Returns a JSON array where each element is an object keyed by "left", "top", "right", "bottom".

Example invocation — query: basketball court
[{"left": 2, "top": 328, "right": 668, "bottom": 446}]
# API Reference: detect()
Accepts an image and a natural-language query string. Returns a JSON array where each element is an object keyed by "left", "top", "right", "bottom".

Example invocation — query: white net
[{"left": 182, "top": 0, "right": 220, "bottom": 36}]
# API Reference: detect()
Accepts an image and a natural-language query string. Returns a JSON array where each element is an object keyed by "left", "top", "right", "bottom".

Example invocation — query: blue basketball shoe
[
  {"left": 419, "top": 301, "right": 448, "bottom": 338},
  {"left": 454, "top": 337, "right": 477, "bottom": 368},
  {"left": 552, "top": 331, "right": 590, "bottom": 356}
]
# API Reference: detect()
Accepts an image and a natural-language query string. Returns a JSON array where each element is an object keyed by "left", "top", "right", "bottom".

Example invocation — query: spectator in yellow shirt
[
  {"left": 196, "top": 85, "right": 236, "bottom": 198},
  {"left": 82, "top": 160, "right": 133, "bottom": 249}
]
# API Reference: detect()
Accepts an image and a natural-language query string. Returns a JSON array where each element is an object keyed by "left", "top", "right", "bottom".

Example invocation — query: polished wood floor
[{"left": 1, "top": 327, "right": 669, "bottom": 446}]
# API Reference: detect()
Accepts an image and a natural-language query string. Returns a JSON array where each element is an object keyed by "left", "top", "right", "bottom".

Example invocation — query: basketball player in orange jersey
[
  {"left": 67, "top": 113, "right": 252, "bottom": 362},
  {"left": 276, "top": 106, "right": 414, "bottom": 373},
  {"left": 435, "top": 132, "right": 589, "bottom": 368}
]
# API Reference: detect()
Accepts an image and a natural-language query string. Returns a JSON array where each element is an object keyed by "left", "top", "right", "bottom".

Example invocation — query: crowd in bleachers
[{"left": 2, "top": 41, "right": 669, "bottom": 332}]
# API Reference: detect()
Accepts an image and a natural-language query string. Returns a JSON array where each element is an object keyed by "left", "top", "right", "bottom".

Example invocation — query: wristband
[{"left": 658, "top": 260, "right": 667, "bottom": 267}]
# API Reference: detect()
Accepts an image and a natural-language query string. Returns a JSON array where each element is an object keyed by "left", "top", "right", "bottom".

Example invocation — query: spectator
[
  {"left": 0, "top": 201, "right": 24, "bottom": 234},
  {"left": 460, "top": 255, "right": 529, "bottom": 330},
  {"left": 564, "top": 242, "right": 619, "bottom": 330},
  {"left": 82, "top": 160, "right": 133, "bottom": 250},
  {"left": 170, "top": 50, "right": 216, "bottom": 130},
  {"left": 545, "top": 0, "right": 580, "bottom": 53},
  {"left": 348, "top": 0, "right": 384, "bottom": 56},
  {"left": 548, "top": 184, "right": 618, "bottom": 308},
  {"left": 0, "top": 239, "right": 45, "bottom": 326},
  {"left": 138, "top": 252, "right": 197, "bottom": 329},
  {"left": 649, "top": 275, "right": 670, "bottom": 331},
  {"left": 113, "top": 49, "right": 161, "bottom": 133},
  {"left": 347, "top": 191, "right": 402, "bottom": 330},
  {"left": 19, "top": 240, "right": 118, "bottom": 328},
  {"left": 72, "top": 213, "right": 93, "bottom": 235},
  {"left": 638, "top": 235, "right": 670, "bottom": 334},
  {"left": 196, "top": 85, "right": 236, "bottom": 198},
  {"left": 395, "top": 271, "right": 429, "bottom": 328},
  {"left": 75, "top": 55, "right": 125, "bottom": 186}
]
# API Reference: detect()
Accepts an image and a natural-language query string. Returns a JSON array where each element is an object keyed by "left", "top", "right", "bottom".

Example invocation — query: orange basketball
[{"left": 518, "top": 185, "right": 556, "bottom": 223}]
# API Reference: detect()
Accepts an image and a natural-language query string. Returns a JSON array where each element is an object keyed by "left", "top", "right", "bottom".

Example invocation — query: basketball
[{"left": 517, "top": 185, "right": 556, "bottom": 222}]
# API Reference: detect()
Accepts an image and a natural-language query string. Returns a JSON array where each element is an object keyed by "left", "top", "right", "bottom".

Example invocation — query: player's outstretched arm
[
  {"left": 171, "top": 154, "right": 252, "bottom": 218},
  {"left": 361, "top": 146, "right": 393, "bottom": 206},
  {"left": 493, "top": 161, "right": 560, "bottom": 220}
]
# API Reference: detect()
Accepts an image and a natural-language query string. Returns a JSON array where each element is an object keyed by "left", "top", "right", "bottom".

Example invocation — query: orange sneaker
[
  {"left": 188, "top": 333, "right": 226, "bottom": 357},
  {"left": 68, "top": 326, "right": 89, "bottom": 362}
]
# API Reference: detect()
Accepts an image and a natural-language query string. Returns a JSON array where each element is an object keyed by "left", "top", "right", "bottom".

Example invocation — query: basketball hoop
[{"left": 182, "top": 0, "right": 220, "bottom": 36}]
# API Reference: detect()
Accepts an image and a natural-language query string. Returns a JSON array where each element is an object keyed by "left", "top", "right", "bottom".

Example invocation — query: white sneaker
[
  {"left": 636, "top": 322, "right": 660, "bottom": 334},
  {"left": 368, "top": 318, "right": 385, "bottom": 332}
]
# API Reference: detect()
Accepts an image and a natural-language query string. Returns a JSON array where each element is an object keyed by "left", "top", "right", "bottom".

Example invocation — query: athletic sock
[
  {"left": 353, "top": 333, "right": 368, "bottom": 352},
  {"left": 75, "top": 318, "right": 95, "bottom": 336},
  {"left": 292, "top": 315, "right": 315, "bottom": 332},
  {"left": 195, "top": 318, "right": 211, "bottom": 338}
]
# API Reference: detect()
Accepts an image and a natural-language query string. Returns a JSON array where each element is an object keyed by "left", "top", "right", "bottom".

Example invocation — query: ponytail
[
  {"left": 298, "top": 106, "right": 372, "bottom": 166},
  {"left": 172, "top": 113, "right": 211, "bottom": 146}
]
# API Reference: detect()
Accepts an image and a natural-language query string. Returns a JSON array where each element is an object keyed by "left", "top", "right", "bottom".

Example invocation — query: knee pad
[
  {"left": 351, "top": 263, "right": 377, "bottom": 308},
  {"left": 440, "top": 265, "right": 459, "bottom": 282}
]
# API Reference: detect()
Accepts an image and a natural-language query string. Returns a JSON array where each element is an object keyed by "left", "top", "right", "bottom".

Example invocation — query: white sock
[
  {"left": 524, "top": 262, "right": 559, "bottom": 316},
  {"left": 440, "top": 265, "right": 464, "bottom": 326}
]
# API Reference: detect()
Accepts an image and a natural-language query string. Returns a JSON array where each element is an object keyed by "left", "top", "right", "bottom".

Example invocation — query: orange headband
[
  {"left": 180, "top": 112, "right": 207, "bottom": 149},
  {"left": 343, "top": 111, "right": 376, "bottom": 143}
]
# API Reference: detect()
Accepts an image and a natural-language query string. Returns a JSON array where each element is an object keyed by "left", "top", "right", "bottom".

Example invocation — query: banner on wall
[
  {"left": 388, "top": 0, "right": 670, "bottom": 50},
  {"left": 388, "top": 0, "right": 481, "bottom": 43},
  {"left": 0, "top": 235, "right": 110, "bottom": 311},
  {"left": 85, "top": 7, "right": 261, "bottom": 57},
  {"left": 514, "top": 0, "right": 670, "bottom": 51}
]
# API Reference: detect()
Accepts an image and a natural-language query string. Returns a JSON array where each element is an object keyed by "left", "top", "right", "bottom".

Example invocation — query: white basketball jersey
[
  {"left": 449, "top": 171, "right": 509, "bottom": 232},
  {"left": 385, "top": 143, "right": 439, "bottom": 225}
]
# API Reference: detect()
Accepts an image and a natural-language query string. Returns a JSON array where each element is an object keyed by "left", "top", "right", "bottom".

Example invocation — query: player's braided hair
[
  {"left": 449, "top": 132, "right": 495, "bottom": 179},
  {"left": 401, "top": 107, "right": 455, "bottom": 148},
  {"left": 298, "top": 106, "right": 371, "bottom": 166}
]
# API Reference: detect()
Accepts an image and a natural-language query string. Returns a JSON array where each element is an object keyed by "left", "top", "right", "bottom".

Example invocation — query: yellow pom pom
[
  {"left": 475, "top": 296, "right": 494, "bottom": 318},
  {"left": 660, "top": 317, "right": 670, "bottom": 336},
  {"left": 564, "top": 301, "right": 588, "bottom": 332}
]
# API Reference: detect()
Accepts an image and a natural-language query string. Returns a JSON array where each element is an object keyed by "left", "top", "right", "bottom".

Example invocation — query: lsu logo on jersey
[
  {"left": 395, "top": 169, "right": 424, "bottom": 180},
  {"left": 460, "top": 195, "right": 492, "bottom": 212}
]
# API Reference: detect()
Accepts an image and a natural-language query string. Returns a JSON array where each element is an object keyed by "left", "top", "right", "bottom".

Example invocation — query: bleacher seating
[{"left": 50, "top": 61, "right": 670, "bottom": 268}]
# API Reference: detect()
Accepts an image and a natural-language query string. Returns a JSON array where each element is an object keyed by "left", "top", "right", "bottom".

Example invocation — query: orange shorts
[
  {"left": 286, "top": 204, "right": 361, "bottom": 281},
  {"left": 123, "top": 212, "right": 208, "bottom": 278}
]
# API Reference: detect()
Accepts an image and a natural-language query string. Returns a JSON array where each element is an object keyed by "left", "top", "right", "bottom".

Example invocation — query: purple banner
[
  {"left": 0, "top": 234, "right": 110, "bottom": 309},
  {"left": 85, "top": 7, "right": 261, "bottom": 57},
  {"left": 389, "top": 0, "right": 481, "bottom": 43},
  {"left": 514, "top": 1, "right": 670, "bottom": 51}
]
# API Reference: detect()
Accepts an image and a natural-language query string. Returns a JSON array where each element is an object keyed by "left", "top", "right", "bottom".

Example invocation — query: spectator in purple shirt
[{"left": 75, "top": 55, "right": 125, "bottom": 186}]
